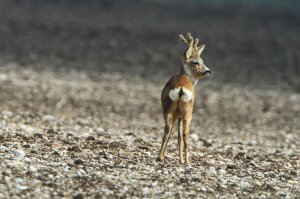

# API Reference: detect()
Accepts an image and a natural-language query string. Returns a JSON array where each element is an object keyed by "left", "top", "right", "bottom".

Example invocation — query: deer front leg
[
  {"left": 178, "top": 118, "right": 184, "bottom": 164},
  {"left": 182, "top": 116, "right": 192, "bottom": 164},
  {"left": 158, "top": 114, "right": 174, "bottom": 161}
]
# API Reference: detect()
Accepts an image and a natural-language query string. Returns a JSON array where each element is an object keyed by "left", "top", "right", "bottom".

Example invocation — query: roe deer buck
[{"left": 158, "top": 33, "right": 211, "bottom": 164}]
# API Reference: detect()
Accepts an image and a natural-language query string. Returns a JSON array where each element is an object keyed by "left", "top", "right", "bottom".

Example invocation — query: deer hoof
[{"left": 157, "top": 156, "right": 164, "bottom": 162}]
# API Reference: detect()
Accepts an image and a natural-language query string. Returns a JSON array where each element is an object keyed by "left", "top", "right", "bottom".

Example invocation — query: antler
[
  {"left": 193, "top": 38, "right": 199, "bottom": 49},
  {"left": 179, "top": 34, "right": 188, "bottom": 45},
  {"left": 179, "top": 33, "right": 200, "bottom": 49},
  {"left": 186, "top": 33, "right": 194, "bottom": 46}
]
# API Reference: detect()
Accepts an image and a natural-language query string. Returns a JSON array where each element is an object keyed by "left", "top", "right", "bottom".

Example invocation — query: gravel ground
[{"left": 0, "top": 65, "right": 299, "bottom": 198}]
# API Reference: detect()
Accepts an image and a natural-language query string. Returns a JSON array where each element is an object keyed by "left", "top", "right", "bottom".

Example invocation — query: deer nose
[{"left": 203, "top": 70, "right": 211, "bottom": 75}]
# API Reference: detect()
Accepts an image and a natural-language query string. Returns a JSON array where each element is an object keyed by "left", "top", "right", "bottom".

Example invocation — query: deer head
[{"left": 179, "top": 33, "right": 210, "bottom": 82}]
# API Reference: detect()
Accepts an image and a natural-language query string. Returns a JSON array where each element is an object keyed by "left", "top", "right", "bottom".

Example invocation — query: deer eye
[{"left": 191, "top": 61, "right": 199, "bottom": 65}]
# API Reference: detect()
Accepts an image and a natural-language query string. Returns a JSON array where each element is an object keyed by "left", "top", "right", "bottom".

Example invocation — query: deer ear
[
  {"left": 198, "top": 44, "right": 205, "bottom": 55},
  {"left": 184, "top": 46, "right": 193, "bottom": 60}
]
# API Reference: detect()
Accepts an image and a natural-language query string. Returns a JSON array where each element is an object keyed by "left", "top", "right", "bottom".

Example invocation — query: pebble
[
  {"left": 42, "top": 115, "right": 55, "bottom": 122},
  {"left": 12, "top": 149, "right": 26, "bottom": 158},
  {"left": 201, "top": 187, "right": 207, "bottom": 192},
  {"left": 16, "top": 185, "right": 29, "bottom": 191},
  {"left": 2, "top": 110, "right": 13, "bottom": 116},
  {"left": 275, "top": 191, "right": 286, "bottom": 197},
  {"left": 219, "top": 183, "right": 227, "bottom": 189},
  {"left": 206, "top": 187, "right": 215, "bottom": 193},
  {"left": 15, "top": 178, "right": 23, "bottom": 183},
  {"left": 29, "top": 165, "right": 38, "bottom": 172},
  {"left": 97, "top": 127, "right": 105, "bottom": 134},
  {"left": 63, "top": 166, "right": 70, "bottom": 172},
  {"left": 73, "top": 193, "right": 84, "bottom": 199},
  {"left": 0, "top": 145, "right": 7, "bottom": 150},
  {"left": 190, "top": 133, "right": 199, "bottom": 142},
  {"left": 19, "top": 124, "right": 35, "bottom": 134},
  {"left": 208, "top": 166, "right": 217, "bottom": 176},
  {"left": 239, "top": 181, "right": 250, "bottom": 189},
  {"left": 142, "top": 187, "right": 150, "bottom": 195},
  {"left": 0, "top": 74, "right": 8, "bottom": 81},
  {"left": 256, "top": 172, "right": 264, "bottom": 178},
  {"left": 219, "top": 169, "right": 226, "bottom": 175},
  {"left": 77, "top": 169, "right": 87, "bottom": 176},
  {"left": 254, "top": 180, "right": 262, "bottom": 187}
]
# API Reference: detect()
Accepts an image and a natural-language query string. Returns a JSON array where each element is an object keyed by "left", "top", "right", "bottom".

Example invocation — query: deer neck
[{"left": 180, "top": 66, "right": 198, "bottom": 86}]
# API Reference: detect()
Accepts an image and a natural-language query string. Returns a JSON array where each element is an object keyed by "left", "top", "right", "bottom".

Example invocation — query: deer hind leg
[
  {"left": 182, "top": 114, "right": 192, "bottom": 164},
  {"left": 158, "top": 113, "right": 175, "bottom": 161},
  {"left": 178, "top": 118, "right": 184, "bottom": 164}
]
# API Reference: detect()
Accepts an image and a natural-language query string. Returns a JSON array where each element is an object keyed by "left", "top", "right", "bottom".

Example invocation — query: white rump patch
[
  {"left": 169, "top": 87, "right": 181, "bottom": 101},
  {"left": 168, "top": 87, "right": 193, "bottom": 102},
  {"left": 181, "top": 88, "right": 192, "bottom": 102}
]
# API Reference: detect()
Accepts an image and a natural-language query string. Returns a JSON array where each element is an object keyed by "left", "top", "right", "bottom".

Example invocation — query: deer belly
[{"left": 168, "top": 87, "right": 192, "bottom": 102}]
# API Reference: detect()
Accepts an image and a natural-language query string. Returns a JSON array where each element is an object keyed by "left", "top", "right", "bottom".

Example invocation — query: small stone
[
  {"left": 254, "top": 180, "right": 262, "bottom": 187},
  {"left": 77, "top": 118, "right": 89, "bottom": 125},
  {"left": 16, "top": 185, "right": 29, "bottom": 191},
  {"left": 42, "top": 115, "right": 55, "bottom": 122},
  {"left": 20, "top": 125, "right": 35, "bottom": 134},
  {"left": 219, "top": 183, "right": 227, "bottom": 189},
  {"left": 48, "top": 174, "right": 54, "bottom": 179},
  {"left": 206, "top": 187, "right": 215, "bottom": 193},
  {"left": 74, "top": 159, "right": 84, "bottom": 165},
  {"left": 180, "top": 178, "right": 189, "bottom": 183},
  {"left": 162, "top": 169, "right": 169, "bottom": 175},
  {"left": 219, "top": 169, "right": 226, "bottom": 175},
  {"left": 209, "top": 159, "right": 216, "bottom": 164},
  {"left": 63, "top": 166, "right": 70, "bottom": 172},
  {"left": 2, "top": 110, "right": 13, "bottom": 116},
  {"left": 0, "top": 145, "right": 7, "bottom": 150},
  {"left": 240, "top": 181, "right": 250, "bottom": 189},
  {"left": 190, "top": 133, "right": 199, "bottom": 142},
  {"left": 248, "top": 140, "right": 257, "bottom": 146},
  {"left": 29, "top": 165, "right": 37, "bottom": 172},
  {"left": 77, "top": 169, "right": 86, "bottom": 176},
  {"left": 176, "top": 167, "right": 185, "bottom": 173},
  {"left": 163, "top": 192, "right": 174, "bottom": 197},
  {"left": 201, "top": 187, "right": 207, "bottom": 192},
  {"left": 33, "top": 133, "right": 43, "bottom": 139},
  {"left": 0, "top": 74, "right": 8, "bottom": 81},
  {"left": 12, "top": 149, "right": 26, "bottom": 158},
  {"left": 256, "top": 172, "right": 264, "bottom": 178},
  {"left": 97, "top": 127, "right": 105, "bottom": 134},
  {"left": 142, "top": 187, "right": 150, "bottom": 195},
  {"left": 287, "top": 180, "right": 298, "bottom": 185},
  {"left": 151, "top": 181, "right": 158, "bottom": 187},
  {"left": 185, "top": 165, "right": 193, "bottom": 172},
  {"left": 73, "top": 193, "right": 83, "bottom": 199},
  {"left": 52, "top": 150, "right": 60, "bottom": 156},
  {"left": 275, "top": 191, "right": 286, "bottom": 197},
  {"left": 15, "top": 178, "right": 23, "bottom": 183},
  {"left": 86, "top": 135, "right": 95, "bottom": 141},
  {"left": 208, "top": 166, "right": 217, "bottom": 176},
  {"left": 23, "top": 144, "right": 30, "bottom": 148}
]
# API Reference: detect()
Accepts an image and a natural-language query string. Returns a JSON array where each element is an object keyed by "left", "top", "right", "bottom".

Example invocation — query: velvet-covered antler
[{"left": 179, "top": 33, "right": 201, "bottom": 51}]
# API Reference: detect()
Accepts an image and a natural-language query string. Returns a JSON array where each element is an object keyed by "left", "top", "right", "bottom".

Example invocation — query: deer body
[{"left": 158, "top": 33, "right": 210, "bottom": 164}]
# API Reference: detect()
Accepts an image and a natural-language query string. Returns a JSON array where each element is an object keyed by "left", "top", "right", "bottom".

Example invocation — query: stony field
[{"left": 0, "top": 65, "right": 299, "bottom": 198}]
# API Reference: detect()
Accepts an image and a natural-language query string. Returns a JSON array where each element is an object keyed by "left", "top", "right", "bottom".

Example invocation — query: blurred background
[{"left": 0, "top": 0, "right": 299, "bottom": 91}]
